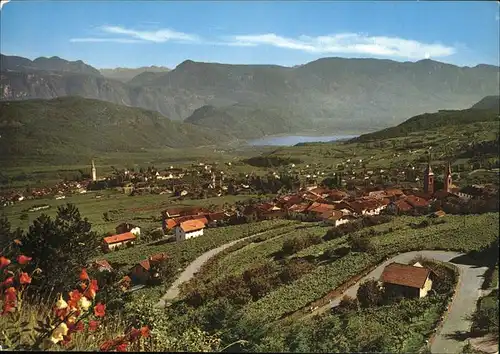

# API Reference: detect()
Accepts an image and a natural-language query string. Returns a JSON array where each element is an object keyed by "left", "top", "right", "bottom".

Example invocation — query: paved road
[
  {"left": 155, "top": 231, "right": 267, "bottom": 309},
  {"left": 304, "top": 250, "right": 488, "bottom": 354}
]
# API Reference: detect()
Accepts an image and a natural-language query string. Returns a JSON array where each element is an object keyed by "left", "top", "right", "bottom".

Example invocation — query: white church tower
[{"left": 91, "top": 160, "right": 97, "bottom": 181}]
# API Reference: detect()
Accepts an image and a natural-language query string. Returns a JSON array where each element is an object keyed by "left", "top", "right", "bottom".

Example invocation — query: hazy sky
[{"left": 1, "top": 0, "right": 499, "bottom": 69}]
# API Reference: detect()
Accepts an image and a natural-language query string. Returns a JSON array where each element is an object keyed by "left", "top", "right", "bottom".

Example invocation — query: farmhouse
[
  {"left": 102, "top": 232, "right": 136, "bottom": 252},
  {"left": 174, "top": 220, "right": 206, "bottom": 241},
  {"left": 115, "top": 222, "right": 141, "bottom": 236},
  {"left": 89, "top": 259, "right": 113, "bottom": 272},
  {"left": 130, "top": 253, "right": 168, "bottom": 284},
  {"left": 386, "top": 199, "right": 413, "bottom": 214},
  {"left": 380, "top": 262, "right": 434, "bottom": 298},
  {"left": 327, "top": 210, "right": 356, "bottom": 227}
]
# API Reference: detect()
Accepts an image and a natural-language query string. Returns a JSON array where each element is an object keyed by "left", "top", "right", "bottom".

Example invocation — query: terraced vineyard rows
[
  {"left": 102, "top": 219, "right": 298, "bottom": 269},
  {"left": 239, "top": 213, "right": 499, "bottom": 324}
]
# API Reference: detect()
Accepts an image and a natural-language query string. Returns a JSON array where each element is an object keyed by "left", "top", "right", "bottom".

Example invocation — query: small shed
[{"left": 380, "top": 262, "right": 434, "bottom": 298}]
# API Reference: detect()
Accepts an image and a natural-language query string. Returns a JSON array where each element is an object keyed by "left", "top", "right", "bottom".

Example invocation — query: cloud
[
  {"left": 70, "top": 38, "right": 144, "bottom": 43},
  {"left": 0, "top": 0, "right": 11, "bottom": 10},
  {"left": 71, "top": 25, "right": 199, "bottom": 44},
  {"left": 226, "top": 32, "right": 456, "bottom": 59}
]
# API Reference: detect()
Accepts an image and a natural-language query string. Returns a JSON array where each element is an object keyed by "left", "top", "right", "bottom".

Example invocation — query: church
[{"left": 423, "top": 158, "right": 455, "bottom": 195}]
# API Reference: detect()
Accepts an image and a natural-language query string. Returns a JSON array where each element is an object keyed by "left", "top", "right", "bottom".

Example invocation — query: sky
[{"left": 0, "top": 0, "right": 499, "bottom": 69}]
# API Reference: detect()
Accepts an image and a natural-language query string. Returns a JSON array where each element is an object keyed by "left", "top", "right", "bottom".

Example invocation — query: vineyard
[
  {"left": 101, "top": 219, "right": 298, "bottom": 272},
  {"left": 237, "top": 213, "right": 499, "bottom": 325}
]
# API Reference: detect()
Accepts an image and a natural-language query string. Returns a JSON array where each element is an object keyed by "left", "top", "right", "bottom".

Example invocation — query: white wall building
[{"left": 174, "top": 220, "right": 206, "bottom": 242}]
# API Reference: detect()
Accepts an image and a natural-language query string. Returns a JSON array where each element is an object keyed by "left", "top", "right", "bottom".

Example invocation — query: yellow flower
[
  {"left": 55, "top": 294, "right": 68, "bottom": 310},
  {"left": 50, "top": 322, "right": 68, "bottom": 344},
  {"left": 78, "top": 296, "right": 92, "bottom": 311}
]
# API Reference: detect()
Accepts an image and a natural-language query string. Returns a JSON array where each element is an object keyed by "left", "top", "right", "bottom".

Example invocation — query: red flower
[
  {"left": 99, "top": 340, "right": 114, "bottom": 352},
  {"left": 74, "top": 321, "right": 85, "bottom": 332},
  {"left": 116, "top": 343, "right": 128, "bottom": 352},
  {"left": 19, "top": 272, "right": 32, "bottom": 285},
  {"left": 140, "top": 326, "right": 150, "bottom": 338},
  {"left": 1, "top": 300, "right": 16, "bottom": 315},
  {"left": 1, "top": 277, "right": 14, "bottom": 288},
  {"left": 79, "top": 268, "right": 89, "bottom": 281},
  {"left": 17, "top": 255, "right": 32, "bottom": 265},
  {"left": 88, "top": 320, "right": 100, "bottom": 331},
  {"left": 0, "top": 256, "right": 11, "bottom": 268},
  {"left": 129, "top": 327, "right": 141, "bottom": 340},
  {"left": 94, "top": 303, "right": 106, "bottom": 317},
  {"left": 5, "top": 287, "right": 17, "bottom": 302},
  {"left": 61, "top": 334, "right": 72, "bottom": 346},
  {"left": 55, "top": 307, "right": 70, "bottom": 320}
]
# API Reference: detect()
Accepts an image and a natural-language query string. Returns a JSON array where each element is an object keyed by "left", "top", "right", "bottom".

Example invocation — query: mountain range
[
  {"left": 1, "top": 54, "right": 499, "bottom": 139},
  {"left": 99, "top": 66, "right": 170, "bottom": 83}
]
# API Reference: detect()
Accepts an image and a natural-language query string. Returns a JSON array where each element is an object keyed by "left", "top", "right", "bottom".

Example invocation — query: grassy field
[{"left": 1, "top": 191, "right": 262, "bottom": 234}]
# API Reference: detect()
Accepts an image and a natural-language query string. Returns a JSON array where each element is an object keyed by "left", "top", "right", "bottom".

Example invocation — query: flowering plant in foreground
[{"left": 0, "top": 250, "right": 149, "bottom": 351}]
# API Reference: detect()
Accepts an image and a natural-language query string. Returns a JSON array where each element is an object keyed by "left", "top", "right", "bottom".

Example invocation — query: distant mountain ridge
[
  {"left": 470, "top": 95, "right": 499, "bottom": 111},
  {"left": 100, "top": 66, "right": 170, "bottom": 83},
  {"left": 0, "top": 96, "right": 233, "bottom": 166},
  {"left": 1, "top": 54, "right": 499, "bottom": 138},
  {"left": 0, "top": 54, "right": 101, "bottom": 76}
]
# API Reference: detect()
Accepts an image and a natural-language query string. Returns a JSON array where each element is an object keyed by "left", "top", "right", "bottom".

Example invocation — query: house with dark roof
[
  {"left": 102, "top": 232, "right": 136, "bottom": 253},
  {"left": 130, "top": 253, "right": 169, "bottom": 284},
  {"left": 386, "top": 199, "right": 414, "bottom": 214},
  {"left": 405, "top": 195, "right": 430, "bottom": 210},
  {"left": 90, "top": 259, "right": 114, "bottom": 272},
  {"left": 380, "top": 262, "right": 434, "bottom": 298}
]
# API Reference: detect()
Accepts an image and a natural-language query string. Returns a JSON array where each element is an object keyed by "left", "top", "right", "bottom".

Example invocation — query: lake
[{"left": 247, "top": 134, "right": 359, "bottom": 146}]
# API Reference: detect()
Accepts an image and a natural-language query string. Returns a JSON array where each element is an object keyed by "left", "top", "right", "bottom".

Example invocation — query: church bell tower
[{"left": 423, "top": 154, "right": 434, "bottom": 195}]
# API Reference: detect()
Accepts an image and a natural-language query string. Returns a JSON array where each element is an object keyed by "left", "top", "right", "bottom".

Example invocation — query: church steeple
[
  {"left": 91, "top": 160, "right": 97, "bottom": 182},
  {"left": 423, "top": 152, "right": 434, "bottom": 195},
  {"left": 444, "top": 161, "right": 453, "bottom": 192}
]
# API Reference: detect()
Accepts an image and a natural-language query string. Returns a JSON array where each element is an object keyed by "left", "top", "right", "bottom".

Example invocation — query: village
[{"left": 69, "top": 156, "right": 498, "bottom": 296}]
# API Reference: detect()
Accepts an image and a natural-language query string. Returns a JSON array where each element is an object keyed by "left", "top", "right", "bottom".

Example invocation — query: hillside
[
  {"left": 100, "top": 66, "right": 170, "bottom": 83},
  {"left": 0, "top": 97, "right": 233, "bottom": 165},
  {"left": 1, "top": 54, "right": 499, "bottom": 136},
  {"left": 352, "top": 104, "right": 499, "bottom": 143},
  {"left": 184, "top": 104, "right": 308, "bottom": 139},
  {"left": 471, "top": 95, "right": 499, "bottom": 111}
]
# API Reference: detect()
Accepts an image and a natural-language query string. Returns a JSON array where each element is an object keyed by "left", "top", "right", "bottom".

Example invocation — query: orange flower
[
  {"left": 13, "top": 239, "right": 22, "bottom": 246},
  {"left": 19, "top": 272, "right": 32, "bottom": 285},
  {"left": 80, "top": 282, "right": 87, "bottom": 291},
  {"left": 99, "top": 340, "right": 115, "bottom": 352},
  {"left": 1, "top": 300, "right": 16, "bottom": 315},
  {"left": 0, "top": 256, "right": 11, "bottom": 268},
  {"left": 5, "top": 287, "right": 17, "bottom": 301},
  {"left": 116, "top": 343, "right": 128, "bottom": 352},
  {"left": 79, "top": 268, "right": 90, "bottom": 281},
  {"left": 84, "top": 279, "right": 98, "bottom": 299},
  {"left": 1, "top": 276, "right": 14, "bottom": 288},
  {"left": 17, "top": 255, "right": 32, "bottom": 265},
  {"left": 68, "top": 290, "right": 82, "bottom": 310},
  {"left": 140, "top": 326, "right": 150, "bottom": 338},
  {"left": 94, "top": 303, "right": 106, "bottom": 317},
  {"left": 88, "top": 320, "right": 100, "bottom": 331}
]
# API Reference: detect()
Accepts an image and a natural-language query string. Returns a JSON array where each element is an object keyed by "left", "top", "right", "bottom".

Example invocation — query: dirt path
[
  {"left": 155, "top": 230, "right": 270, "bottom": 309},
  {"left": 302, "top": 250, "right": 489, "bottom": 354}
]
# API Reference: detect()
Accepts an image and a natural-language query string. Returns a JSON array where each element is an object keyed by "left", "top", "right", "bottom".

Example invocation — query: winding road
[
  {"left": 154, "top": 237, "right": 490, "bottom": 354},
  {"left": 155, "top": 231, "right": 267, "bottom": 309},
  {"left": 304, "top": 250, "right": 489, "bottom": 354}
]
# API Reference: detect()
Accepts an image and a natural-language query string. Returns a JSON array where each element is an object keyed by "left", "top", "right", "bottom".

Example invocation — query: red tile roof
[
  {"left": 179, "top": 220, "right": 206, "bottom": 232},
  {"left": 288, "top": 203, "right": 311, "bottom": 213},
  {"left": 103, "top": 232, "right": 136, "bottom": 245},
  {"left": 94, "top": 259, "right": 113, "bottom": 271},
  {"left": 405, "top": 195, "right": 430, "bottom": 208},
  {"left": 306, "top": 202, "right": 336, "bottom": 214},
  {"left": 394, "top": 199, "right": 413, "bottom": 212},
  {"left": 385, "top": 188, "right": 405, "bottom": 197},
  {"left": 137, "top": 253, "right": 169, "bottom": 271},
  {"left": 381, "top": 262, "right": 431, "bottom": 289}
]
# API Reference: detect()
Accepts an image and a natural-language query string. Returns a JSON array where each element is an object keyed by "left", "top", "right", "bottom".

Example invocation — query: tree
[
  {"left": 356, "top": 279, "right": 384, "bottom": 308},
  {"left": 348, "top": 234, "right": 375, "bottom": 254},
  {"left": 18, "top": 204, "right": 99, "bottom": 294}
]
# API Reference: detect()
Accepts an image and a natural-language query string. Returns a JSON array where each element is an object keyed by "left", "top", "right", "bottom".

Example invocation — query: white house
[{"left": 174, "top": 220, "right": 206, "bottom": 242}]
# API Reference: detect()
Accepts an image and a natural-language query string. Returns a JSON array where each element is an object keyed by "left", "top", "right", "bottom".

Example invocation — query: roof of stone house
[
  {"left": 306, "top": 202, "right": 335, "bottom": 214},
  {"left": 179, "top": 219, "right": 206, "bottom": 233},
  {"left": 405, "top": 195, "right": 430, "bottom": 208},
  {"left": 381, "top": 262, "right": 432, "bottom": 289},
  {"left": 393, "top": 199, "right": 413, "bottom": 212},
  {"left": 288, "top": 203, "right": 311, "bottom": 213},
  {"left": 103, "top": 232, "right": 136, "bottom": 245},
  {"left": 137, "top": 253, "right": 169, "bottom": 271}
]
